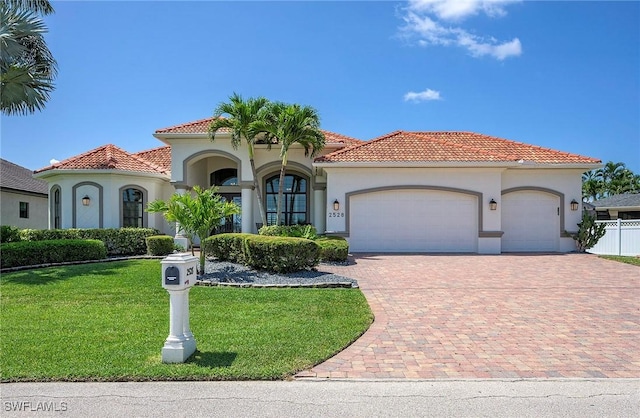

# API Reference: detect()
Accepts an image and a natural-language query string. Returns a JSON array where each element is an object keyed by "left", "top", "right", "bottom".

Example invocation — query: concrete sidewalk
[{"left": 2, "top": 379, "right": 638, "bottom": 417}]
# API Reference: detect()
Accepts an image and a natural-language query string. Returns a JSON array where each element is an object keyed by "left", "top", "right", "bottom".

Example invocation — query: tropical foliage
[
  {"left": 209, "top": 93, "right": 271, "bottom": 226},
  {"left": 147, "top": 186, "right": 241, "bottom": 274},
  {"left": 255, "top": 102, "right": 325, "bottom": 225},
  {"left": 0, "top": 0, "right": 57, "bottom": 115},
  {"left": 582, "top": 161, "right": 640, "bottom": 201},
  {"left": 208, "top": 94, "right": 326, "bottom": 227}
]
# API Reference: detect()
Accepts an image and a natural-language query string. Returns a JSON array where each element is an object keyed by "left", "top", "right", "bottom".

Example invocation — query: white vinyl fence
[{"left": 587, "top": 219, "right": 640, "bottom": 256}]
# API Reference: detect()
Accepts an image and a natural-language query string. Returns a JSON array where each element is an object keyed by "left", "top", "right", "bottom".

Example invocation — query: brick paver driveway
[{"left": 299, "top": 254, "right": 640, "bottom": 379}]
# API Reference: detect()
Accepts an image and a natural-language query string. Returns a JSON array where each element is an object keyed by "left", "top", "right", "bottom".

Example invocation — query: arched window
[
  {"left": 122, "top": 188, "right": 144, "bottom": 227},
  {"left": 265, "top": 174, "right": 308, "bottom": 225},
  {"left": 52, "top": 186, "right": 61, "bottom": 229},
  {"left": 210, "top": 168, "right": 238, "bottom": 186}
]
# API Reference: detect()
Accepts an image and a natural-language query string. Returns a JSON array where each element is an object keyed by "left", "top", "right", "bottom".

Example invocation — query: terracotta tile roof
[
  {"left": 0, "top": 158, "right": 48, "bottom": 194},
  {"left": 34, "top": 144, "right": 169, "bottom": 174},
  {"left": 155, "top": 117, "right": 230, "bottom": 134},
  {"left": 315, "top": 131, "right": 601, "bottom": 164},
  {"left": 133, "top": 146, "right": 171, "bottom": 172},
  {"left": 155, "top": 117, "right": 363, "bottom": 146}
]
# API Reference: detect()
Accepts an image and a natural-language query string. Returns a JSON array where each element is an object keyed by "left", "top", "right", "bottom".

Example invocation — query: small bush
[
  {"left": 203, "top": 233, "right": 252, "bottom": 263},
  {"left": 0, "top": 239, "right": 107, "bottom": 269},
  {"left": 244, "top": 235, "right": 320, "bottom": 273},
  {"left": 259, "top": 224, "right": 318, "bottom": 240},
  {"left": 18, "top": 228, "right": 158, "bottom": 256},
  {"left": 145, "top": 235, "right": 175, "bottom": 256},
  {"left": 316, "top": 236, "right": 349, "bottom": 262},
  {"left": 1, "top": 225, "right": 21, "bottom": 243}
]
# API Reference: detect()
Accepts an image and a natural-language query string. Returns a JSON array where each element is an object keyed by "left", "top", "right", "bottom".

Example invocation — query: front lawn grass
[
  {"left": 599, "top": 255, "right": 640, "bottom": 266},
  {"left": 0, "top": 260, "right": 372, "bottom": 382}
]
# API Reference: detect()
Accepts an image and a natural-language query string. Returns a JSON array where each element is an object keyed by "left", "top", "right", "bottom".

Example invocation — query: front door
[{"left": 219, "top": 193, "right": 241, "bottom": 233}]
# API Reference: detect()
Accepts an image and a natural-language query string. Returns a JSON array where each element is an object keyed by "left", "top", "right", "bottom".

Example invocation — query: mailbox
[
  {"left": 164, "top": 266, "right": 180, "bottom": 285},
  {"left": 161, "top": 253, "right": 197, "bottom": 291}
]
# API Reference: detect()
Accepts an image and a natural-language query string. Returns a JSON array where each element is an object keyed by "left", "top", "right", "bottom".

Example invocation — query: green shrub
[
  {"left": 203, "top": 233, "right": 252, "bottom": 263},
  {"left": 0, "top": 239, "right": 107, "bottom": 269},
  {"left": 18, "top": 228, "right": 158, "bottom": 256},
  {"left": 0, "top": 225, "right": 21, "bottom": 243},
  {"left": 259, "top": 224, "right": 318, "bottom": 240},
  {"left": 145, "top": 235, "right": 175, "bottom": 256},
  {"left": 316, "top": 236, "right": 349, "bottom": 262},
  {"left": 244, "top": 235, "right": 320, "bottom": 273}
]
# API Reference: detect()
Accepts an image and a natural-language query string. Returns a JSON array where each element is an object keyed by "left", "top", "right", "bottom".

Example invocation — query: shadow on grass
[
  {"left": 0, "top": 262, "right": 126, "bottom": 285},
  {"left": 188, "top": 351, "right": 237, "bottom": 368}
]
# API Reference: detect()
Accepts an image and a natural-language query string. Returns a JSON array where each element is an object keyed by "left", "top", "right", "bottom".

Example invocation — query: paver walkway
[{"left": 298, "top": 254, "right": 640, "bottom": 379}]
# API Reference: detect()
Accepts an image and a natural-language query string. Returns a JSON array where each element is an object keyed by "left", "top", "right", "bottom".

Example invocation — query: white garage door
[
  {"left": 349, "top": 189, "right": 478, "bottom": 252},
  {"left": 502, "top": 191, "right": 560, "bottom": 252}
]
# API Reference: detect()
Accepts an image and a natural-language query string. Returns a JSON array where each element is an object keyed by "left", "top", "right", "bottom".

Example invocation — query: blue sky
[{"left": 1, "top": 0, "right": 639, "bottom": 173}]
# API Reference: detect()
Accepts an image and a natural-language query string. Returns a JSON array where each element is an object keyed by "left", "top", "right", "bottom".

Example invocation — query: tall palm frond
[
  {"left": 255, "top": 102, "right": 325, "bottom": 225},
  {"left": 0, "top": 2, "right": 57, "bottom": 115},
  {"left": 208, "top": 93, "right": 271, "bottom": 226},
  {"left": 7, "top": 0, "right": 54, "bottom": 15}
]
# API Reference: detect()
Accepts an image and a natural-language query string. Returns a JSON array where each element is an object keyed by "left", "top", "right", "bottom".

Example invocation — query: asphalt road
[{"left": 2, "top": 379, "right": 638, "bottom": 417}]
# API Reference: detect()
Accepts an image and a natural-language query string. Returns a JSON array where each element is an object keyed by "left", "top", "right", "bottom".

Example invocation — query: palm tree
[
  {"left": 256, "top": 102, "right": 325, "bottom": 225},
  {"left": 582, "top": 170, "right": 602, "bottom": 202},
  {"left": 147, "top": 186, "right": 241, "bottom": 274},
  {"left": 0, "top": 0, "right": 57, "bottom": 115},
  {"left": 209, "top": 93, "right": 271, "bottom": 227}
]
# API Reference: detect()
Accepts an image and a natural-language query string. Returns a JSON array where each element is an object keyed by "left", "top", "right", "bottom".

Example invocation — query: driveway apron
[{"left": 298, "top": 254, "right": 640, "bottom": 379}]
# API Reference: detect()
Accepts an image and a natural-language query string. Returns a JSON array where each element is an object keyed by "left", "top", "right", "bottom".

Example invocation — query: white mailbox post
[{"left": 161, "top": 253, "right": 198, "bottom": 363}]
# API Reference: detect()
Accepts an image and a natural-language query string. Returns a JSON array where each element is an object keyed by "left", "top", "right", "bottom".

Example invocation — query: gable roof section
[
  {"left": 155, "top": 117, "right": 363, "bottom": 146},
  {"left": 0, "top": 158, "right": 48, "bottom": 194},
  {"left": 34, "top": 144, "right": 169, "bottom": 175},
  {"left": 592, "top": 193, "right": 640, "bottom": 209},
  {"left": 316, "top": 131, "right": 601, "bottom": 165}
]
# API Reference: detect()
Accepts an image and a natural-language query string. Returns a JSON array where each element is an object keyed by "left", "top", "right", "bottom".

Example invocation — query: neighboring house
[
  {"left": 33, "top": 117, "right": 601, "bottom": 254},
  {"left": 1, "top": 158, "right": 48, "bottom": 229},
  {"left": 592, "top": 193, "right": 640, "bottom": 220}
]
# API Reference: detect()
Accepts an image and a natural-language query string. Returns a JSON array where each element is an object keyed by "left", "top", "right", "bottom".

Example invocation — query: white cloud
[
  {"left": 404, "top": 88, "right": 442, "bottom": 102},
  {"left": 49, "top": 158, "right": 59, "bottom": 165},
  {"left": 399, "top": 0, "right": 522, "bottom": 60}
]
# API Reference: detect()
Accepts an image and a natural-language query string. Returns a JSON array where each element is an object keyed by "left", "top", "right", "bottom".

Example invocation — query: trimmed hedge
[
  {"left": 203, "top": 233, "right": 253, "bottom": 264},
  {"left": 245, "top": 235, "right": 320, "bottom": 273},
  {"left": 259, "top": 224, "right": 318, "bottom": 240},
  {"left": 204, "top": 233, "right": 320, "bottom": 273},
  {"left": 145, "top": 235, "right": 175, "bottom": 256},
  {"left": 316, "top": 236, "right": 349, "bottom": 262},
  {"left": 0, "top": 239, "right": 107, "bottom": 269},
  {"left": 0, "top": 225, "right": 21, "bottom": 243},
  {"left": 18, "top": 228, "right": 158, "bottom": 256}
]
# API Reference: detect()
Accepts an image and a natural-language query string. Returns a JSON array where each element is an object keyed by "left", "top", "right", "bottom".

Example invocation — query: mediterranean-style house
[
  {"left": 1, "top": 158, "right": 48, "bottom": 229},
  {"left": 33, "top": 117, "right": 601, "bottom": 254}
]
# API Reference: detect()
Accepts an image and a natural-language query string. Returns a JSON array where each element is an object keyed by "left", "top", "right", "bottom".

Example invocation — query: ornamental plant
[
  {"left": 147, "top": 185, "right": 241, "bottom": 274},
  {"left": 570, "top": 211, "right": 606, "bottom": 252}
]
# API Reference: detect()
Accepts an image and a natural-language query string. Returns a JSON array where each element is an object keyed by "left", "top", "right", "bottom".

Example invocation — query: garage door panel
[
  {"left": 502, "top": 191, "right": 559, "bottom": 252},
  {"left": 349, "top": 190, "right": 477, "bottom": 252}
]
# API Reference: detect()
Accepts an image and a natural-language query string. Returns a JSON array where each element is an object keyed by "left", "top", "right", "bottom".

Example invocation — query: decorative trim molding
[
  {"left": 502, "top": 186, "right": 566, "bottom": 238},
  {"left": 119, "top": 184, "right": 149, "bottom": 228},
  {"left": 181, "top": 149, "right": 242, "bottom": 185},
  {"left": 72, "top": 181, "right": 103, "bottom": 228}
]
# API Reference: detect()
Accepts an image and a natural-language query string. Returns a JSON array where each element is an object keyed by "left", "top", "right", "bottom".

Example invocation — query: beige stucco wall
[
  {"left": 0, "top": 189, "right": 48, "bottom": 229},
  {"left": 41, "top": 172, "right": 173, "bottom": 234}
]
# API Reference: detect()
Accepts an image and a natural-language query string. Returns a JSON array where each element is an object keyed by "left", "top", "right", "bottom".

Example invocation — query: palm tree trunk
[
  {"left": 276, "top": 162, "right": 287, "bottom": 226},
  {"left": 249, "top": 156, "right": 268, "bottom": 226}
]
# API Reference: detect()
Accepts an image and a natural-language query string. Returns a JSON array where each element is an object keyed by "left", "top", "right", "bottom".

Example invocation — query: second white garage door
[
  {"left": 501, "top": 190, "right": 560, "bottom": 252},
  {"left": 348, "top": 189, "right": 478, "bottom": 252}
]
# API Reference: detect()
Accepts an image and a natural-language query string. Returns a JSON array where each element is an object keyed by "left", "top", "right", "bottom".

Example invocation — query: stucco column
[
  {"left": 313, "top": 186, "right": 326, "bottom": 233},
  {"left": 241, "top": 185, "right": 254, "bottom": 233}
]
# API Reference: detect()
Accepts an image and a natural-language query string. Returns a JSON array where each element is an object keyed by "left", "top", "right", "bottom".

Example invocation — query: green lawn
[
  {"left": 0, "top": 260, "right": 372, "bottom": 382},
  {"left": 599, "top": 255, "right": 640, "bottom": 266}
]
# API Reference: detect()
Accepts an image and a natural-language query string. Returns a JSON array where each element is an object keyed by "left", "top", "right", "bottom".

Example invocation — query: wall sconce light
[
  {"left": 333, "top": 199, "right": 340, "bottom": 211},
  {"left": 82, "top": 195, "right": 91, "bottom": 206},
  {"left": 489, "top": 198, "right": 497, "bottom": 211},
  {"left": 570, "top": 199, "right": 579, "bottom": 211}
]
